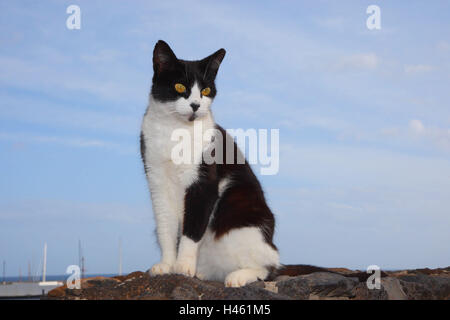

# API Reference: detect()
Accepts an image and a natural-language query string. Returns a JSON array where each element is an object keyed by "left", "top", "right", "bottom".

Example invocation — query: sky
[{"left": 0, "top": 0, "right": 449, "bottom": 278}]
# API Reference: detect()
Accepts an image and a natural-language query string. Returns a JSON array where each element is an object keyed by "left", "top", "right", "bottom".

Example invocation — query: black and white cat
[
  {"left": 140, "top": 41, "right": 382, "bottom": 287},
  {"left": 140, "top": 40, "right": 279, "bottom": 287}
]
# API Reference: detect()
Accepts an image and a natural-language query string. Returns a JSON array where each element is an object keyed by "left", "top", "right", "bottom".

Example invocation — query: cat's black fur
[
  {"left": 151, "top": 40, "right": 224, "bottom": 103},
  {"left": 181, "top": 125, "right": 277, "bottom": 249}
]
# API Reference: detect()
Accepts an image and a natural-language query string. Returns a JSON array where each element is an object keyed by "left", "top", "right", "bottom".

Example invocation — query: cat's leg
[
  {"left": 197, "top": 226, "right": 280, "bottom": 286},
  {"left": 173, "top": 176, "right": 218, "bottom": 277},
  {"left": 225, "top": 268, "right": 269, "bottom": 288},
  {"left": 147, "top": 169, "right": 179, "bottom": 275},
  {"left": 174, "top": 236, "right": 199, "bottom": 277},
  {"left": 200, "top": 179, "right": 280, "bottom": 286}
]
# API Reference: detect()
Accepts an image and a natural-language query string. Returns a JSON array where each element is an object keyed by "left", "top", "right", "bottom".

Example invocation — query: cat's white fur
[
  {"left": 196, "top": 227, "right": 279, "bottom": 286},
  {"left": 141, "top": 82, "right": 280, "bottom": 287}
]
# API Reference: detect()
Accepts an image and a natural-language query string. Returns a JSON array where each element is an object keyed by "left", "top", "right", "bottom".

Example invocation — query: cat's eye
[
  {"left": 174, "top": 83, "right": 186, "bottom": 93},
  {"left": 201, "top": 87, "right": 211, "bottom": 96}
]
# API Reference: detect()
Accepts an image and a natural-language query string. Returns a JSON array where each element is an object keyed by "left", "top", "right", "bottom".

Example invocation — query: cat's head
[{"left": 150, "top": 40, "right": 226, "bottom": 122}]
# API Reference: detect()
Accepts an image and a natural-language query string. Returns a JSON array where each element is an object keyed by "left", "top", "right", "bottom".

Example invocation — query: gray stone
[
  {"left": 203, "top": 286, "right": 291, "bottom": 300},
  {"left": 170, "top": 284, "right": 201, "bottom": 300},
  {"left": 398, "top": 274, "right": 450, "bottom": 300},
  {"left": 47, "top": 268, "right": 450, "bottom": 300},
  {"left": 276, "top": 272, "right": 359, "bottom": 299},
  {"left": 302, "top": 272, "right": 359, "bottom": 298},
  {"left": 276, "top": 277, "right": 310, "bottom": 299},
  {"left": 381, "top": 277, "right": 407, "bottom": 300},
  {"left": 352, "top": 282, "right": 389, "bottom": 300}
]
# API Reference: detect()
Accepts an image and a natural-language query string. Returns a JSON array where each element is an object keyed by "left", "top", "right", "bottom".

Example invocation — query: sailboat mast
[
  {"left": 119, "top": 238, "right": 123, "bottom": 276},
  {"left": 78, "top": 239, "right": 86, "bottom": 279},
  {"left": 28, "top": 260, "right": 31, "bottom": 282},
  {"left": 42, "top": 242, "right": 47, "bottom": 282},
  {"left": 78, "top": 239, "right": 81, "bottom": 272},
  {"left": 2, "top": 260, "right": 5, "bottom": 284}
]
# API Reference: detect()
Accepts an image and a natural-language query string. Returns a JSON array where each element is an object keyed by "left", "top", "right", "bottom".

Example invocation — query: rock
[
  {"left": 170, "top": 284, "right": 202, "bottom": 300},
  {"left": 380, "top": 277, "right": 408, "bottom": 300},
  {"left": 276, "top": 272, "right": 359, "bottom": 300},
  {"left": 407, "top": 267, "right": 450, "bottom": 276},
  {"left": 327, "top": 267, "right": 357, "bottom": 275},
  {"left": 47, "top": 285, "right": 66, "bottom": 298},
  {"left": 276, "top": 277, "right": 310, "bottom": 299},
  {"left": 352, "top": 282, "right": 389, "bottom": 300},
  {"left": 274, "top": 275, "right": 292, "bottom": 282},
  {"left": 207, "top": 286, "right": 292, "bottom": 300},
  {"left": 398, "top": 274, "right": 450, "bottom": 300},
  {"left": 47, "top": 266, "right": 450, "bottom": 300},
  {"left": 302, "top": 272, "right": 359, "bottom": 298}
]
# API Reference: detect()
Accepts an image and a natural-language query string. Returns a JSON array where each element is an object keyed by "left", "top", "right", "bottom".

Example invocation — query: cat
[
  {"left": 140, "top": 40, "right": 279, "bottom": 287},
  {"left": 140, "top": 40, "right": 378, "bottom": 287}
]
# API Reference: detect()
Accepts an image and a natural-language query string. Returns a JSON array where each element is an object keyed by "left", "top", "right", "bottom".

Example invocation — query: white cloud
[
  {"left": 314, "top": 17, "right": 345, "bottom": 30},
  {"left": 408, "top": 119, "right": 450, "bottom": 150},
  {"left": 381, "top": 120, "right": 450, "bottom": 152},
  {"left": 425, "top": 126, "right": 450, "bottom": 151},
  {"left": 81, "top": 49, "right": 123, "bottom": 64},
  {"left": 334, "top": 53, "right": 379, "bottom": 71},
  {"left": 437, "top": 41, "right": 450, "bottom": 52},
  {"left": 279, "top": 143, "right": 450, "bottom": 190},
  {"left": 0, "top": 131, "right": 134, "bottom": 154},
  {"left": 409, "top": 119, "right": 425, "bottom": 134},
  {"left": 0, "top": 199, "right": 151, "bottom": 225},
  {"left": 269, "top": 143, "right": 450, "bottom": 268},
  {"left": 404, "top": 64, "right": 434, "bottom": 75},
  {"left": 0, "top": 94, "right": 140, "bottom": 136},
  {"left": 0, "top": 51, "right": 148, "bottom": 107}
]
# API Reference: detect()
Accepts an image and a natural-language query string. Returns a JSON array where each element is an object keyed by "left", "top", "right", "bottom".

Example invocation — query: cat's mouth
[{"left": 188, "top": 113, "right": 197, "bottom": 121}]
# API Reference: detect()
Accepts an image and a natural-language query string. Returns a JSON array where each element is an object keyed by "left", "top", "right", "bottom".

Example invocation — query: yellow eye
[
  {"left": 201, "top": 87, "right": 211, "bottom": 96},
  {"left": 174, "top": 83, "right": 186, "bottom": 93}
]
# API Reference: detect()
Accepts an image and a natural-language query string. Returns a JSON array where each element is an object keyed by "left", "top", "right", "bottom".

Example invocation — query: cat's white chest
[
  {"left": 141, "top": 105, "right": 215, "bottom": 189},
  {"left": 142, "top": 115, "right": 180, "bottom": 163}
]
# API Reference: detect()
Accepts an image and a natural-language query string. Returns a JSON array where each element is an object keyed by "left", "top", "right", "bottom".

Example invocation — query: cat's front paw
[
  {"left": 149, "top": 262, "right": 173, "bottom": 276},
  {"left": 225, "top": 269, "right": 259, "bottom": 287},
  {"left": 173, "top": 258, "right": 196, "bottom": 277},
  {"left": 195, "top": 272, "right": 205, "bottom": 280}
]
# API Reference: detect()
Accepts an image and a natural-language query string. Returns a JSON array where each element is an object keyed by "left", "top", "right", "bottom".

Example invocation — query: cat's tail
[{"left": 268, "top": 264, "right": 388, "bottom": 282}]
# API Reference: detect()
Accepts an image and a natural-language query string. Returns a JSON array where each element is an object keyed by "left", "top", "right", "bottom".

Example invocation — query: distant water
[{"left": 3, "top": 273, "right": 118, "bottom": 283}]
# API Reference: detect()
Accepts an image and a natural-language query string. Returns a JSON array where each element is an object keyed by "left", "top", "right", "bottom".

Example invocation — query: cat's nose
[{"left": 190, "top": 103, "right": 200, "bottom": 112}]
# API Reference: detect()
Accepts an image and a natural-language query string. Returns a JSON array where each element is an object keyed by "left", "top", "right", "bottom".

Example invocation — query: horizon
[{"left": 1, "top": 1, "right": 449, "bottom": 277}]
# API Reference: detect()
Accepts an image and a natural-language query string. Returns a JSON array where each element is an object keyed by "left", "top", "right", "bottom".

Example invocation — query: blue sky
[{"left": 1, "top": 0, "right": 449, "bottom": 277}]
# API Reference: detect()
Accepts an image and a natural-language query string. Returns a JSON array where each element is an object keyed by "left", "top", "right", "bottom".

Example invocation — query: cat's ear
[
  {"left": 199, "top": 48, "right": 226, "bottom": 79},
  {"left": 153, "top": 40, "right": 178, "bottom": 76}
]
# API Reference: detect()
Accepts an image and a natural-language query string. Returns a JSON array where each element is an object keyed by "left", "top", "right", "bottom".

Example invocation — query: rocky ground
[{"left": 47, "top": 267, "right": 450, "bottom": 300}]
